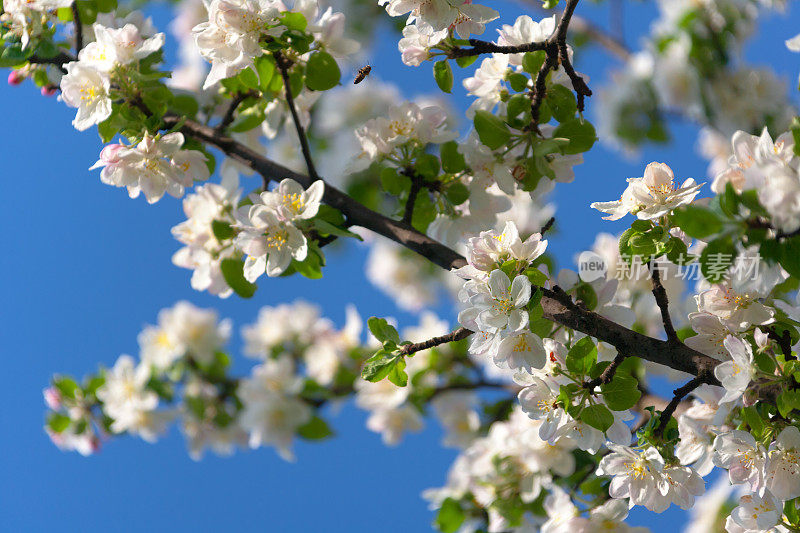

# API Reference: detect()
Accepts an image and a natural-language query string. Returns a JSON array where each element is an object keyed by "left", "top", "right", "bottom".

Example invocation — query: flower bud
[
  {"left": 7, "top": 70, "right": 24, "bottom": 86},
  {"left": 43, "top": 387, "right": 62, "bottom": 410},
  {"left": 41, "top": 85, "right": 57, "bottom": 97}
]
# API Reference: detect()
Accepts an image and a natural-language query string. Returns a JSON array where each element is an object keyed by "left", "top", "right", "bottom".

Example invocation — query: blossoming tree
[{"left": 6, "top": 0, "right": 800, "bottom": 529}]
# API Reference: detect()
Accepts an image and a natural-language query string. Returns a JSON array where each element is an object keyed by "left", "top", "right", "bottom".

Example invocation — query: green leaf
[
  {"left": 416, "top": 153, "right": 440, "bottom": 179},
  {"left": 455, "top": 55, "right": 478, "bottom": 68},
  {"left": 552, "top": 118, "right": 597, "bottom": 154},
  {"left": 777, "top": 390, "right": 800, "bottom": 418},
  {"left": 294, "top": 246, "right": 324, "bottom": 279},
  {"left": 230, "top": 101, "right": 265, "bottom": 132},
  {"left": 547, "top": 84, "right": 577, "bottom": 123},
  {"left": 255, "top": 56, "right": 276, "bottom": 91},
  {"left": 380, "top": 167, "right": 411, "bottom": 195},
  {"left": 440, "top": 141, "right": 465, "bottom": 173},
  {"left": 600, "top": 374, "right": 641, "bottom": 411},
  {"left": 387, "top": 358, "right": 408, "bottom": 387},
  {"left": 211, "top": 220, "right": 234, "bottom": 241},
  {"left": 435, "top": 498, "right": 465, "bottom": 533},
  {"left": 297, "top": 415, "right": 334, "bottom": 440},
  {"left": 433, "top": 61, "right": 454, "bottom": 93},
  {"left": 367, "top": 317, "right": 401, "bottom": 344},
  {"left": 671, "top": 206, "right": 723, "bottom": 239},
  {"left": 220, "top": 258, "right": 257, "bottom": 298},
  {"left": 47, "top": 413, "right": 71, "bottom": 433},
  {"left": 507, "top": 73, "right": 529, "bottom": 93},
  {"left": 361, "top": 350, "right": 402, "bottom": 382},
  {"left": 566, "top": 337, "right": 597, "bottom": 376},
  {"left": 699, "top": 237, "right": 736, "bottom": 283},
  {"left": 280, "top": 11, "right": 308, "bottom": 31},
  {"left": 53, "top": 376, "right": 79, "bottom": 400},
  {"left": 305, "top": 51, "right": 340, "bottom": 91},
  {"left": 581, "top": 404, "right": 614, "bottom": 432},
  {"left": 740, "top": 406, "right": 763, "bottom": 436},
  {"left": 522, "top": 51, "right": 546, "bottom": 74},
  {"left": 473, "top": 110, "right": 511, "bottom": 150},
  {"left": 171, "top": 94, "right": 199, "bottom": 118},
  {"left": 444, "top": 183, "right": 470, "bottom": 205},
  {"left": 780, "top": 236, "right": 800, "bottom": 278}
]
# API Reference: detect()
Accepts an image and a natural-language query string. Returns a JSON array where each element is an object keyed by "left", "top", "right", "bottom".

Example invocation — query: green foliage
[
  {"left": 671, "top": 205, "right": 723, "bottom": 238},
  {"left": 699, "top": 236, "right": 736, "bottom": 283},
  {"left": 367, "top": 317, "right": 401, "bottom": 345},
  {"left": 546, "top": 84, "right": 578, "bottom": 123},
  {"left": 435, "top": 498, "right": 465, "bottom": 533},
  {"left": 211, "top": 220, "right": 235, "bottom": 241},
  {"left": 566, "top": 337, "right": 597, "bottom": 376},
  {"left": 220, "top": 258, "right": 257, "bottom": 298},
  {"left": 600, "top": 373, "right": 642, "bottom": 411},
  {"left": 581, "top": 403, "right": 614, "bottom": 432},
  {"left": 552, "top": 118, "right": 597, "bottom": 154},
  {"left": 440, "top": 141, "right": 466, "bottom": 173},
  {"left": 473, "top": 110, "right": 511, "bottom": 150},
  {"left": 297, "top": 416, "right": 334, "bottom": 440},
  {"left": 305, "top": 51, "right": 341, "bottom": 91},
  {"left": 522, "top": 51, "right": 546, "bottom": 74},
  {"left": 433, "top": 61, "right": 454, "bottom": 93}
]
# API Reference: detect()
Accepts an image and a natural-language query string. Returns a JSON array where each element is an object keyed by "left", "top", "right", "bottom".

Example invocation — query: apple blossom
[
  {"left": 714, "top": 335, "right": 755, "bottom": 404},
  {"left": 765, "top": 425, "right": 800, "bottom": 500},
  {"left": 713, "top": 430, "right": 767, "bottom": 490},
  {"left": 59, "top": 62, "right": 113, "bottom": 131}
]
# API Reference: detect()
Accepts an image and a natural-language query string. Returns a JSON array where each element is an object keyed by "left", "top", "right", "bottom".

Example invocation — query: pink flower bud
[
  {"left": 43, "top": 387, "right": 62, "bottom": 410},
  {"left": 41, "top": 85, "right": 57, "bottom": 97},
  {"left": 7, "top": 70, "right": 24, "bottom": 86},
  {"left": 99, "top": 144, "right": 125, "bottom": 164}
]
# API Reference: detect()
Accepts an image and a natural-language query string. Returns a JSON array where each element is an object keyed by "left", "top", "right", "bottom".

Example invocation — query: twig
[
  {"left": 766, "top": 327, "right": 795, "bottom": 360},
  {"left": 400, "top": 327, "right": 472, "bottom": 356},
  {"left": 654, "top": 376, "right": 704, "bottom": 438},
  {"left": 274, "top": 51, "right": 319, "bottom": 181},
  {"left": 71, "top": 2, "right": 83, "bottom": 55},
  {"left": 554, "top": 0, "right": 592, "bottom": 114},
  {"left": 403, "top": 175, "right": 422, "bottom": 225},
  {"left": 649, "top": 263, "right": 679, "bottom": 343},
  {"left": 215, "top": 91, "right": 256, "bottom": 134},
  {"left": 540, "top": 216, "right": 555, "bottom": 236},
  {"left": 583, "top": 352, "right": 625, "bottom": 390},
  {"left": 448, "top": 39, "right": 548, "bottom": 58}
]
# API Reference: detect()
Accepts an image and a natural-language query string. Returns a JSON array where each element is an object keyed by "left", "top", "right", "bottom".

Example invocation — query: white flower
[
  {"left": 138, "top": 301, "right": 232, "bottom": 369},
  {"left": 517, "top": 375, "right": 567, "bottom": 441},
  {"left": 263, "top": 178, "right": 324, "bottom": 222},
  {"left": 237, "top": 357, "right": 310, "bottom": 461},
  {"left": 353, "top": 102, "right": 456, "bottom": 169},
  {"left": 597, "top": 444, "right": 667, "bottom": 512},
  {"left": 79, "top": 23, "right": 165, "bottom": 72},
  {"left": 553, "top": 418, "right": 605, "bottom": 453},
  {"left": 714, "top": 335, "right": 754, "bottom": 404},
  {"left": 495, "top": 330, "right": 546, "bottom": 372},
  {"left": 192, "top": 0, "right": 282, "bottom": 89},
  {"left": 295, "top": 0, "right": 359, "bottom": 58},
  {"left": 397, "top": 23, "right": 445, "bottom": 66},
  {"left": 728, "top": 490, "right": 782, "bottom": 533},
  {"left": 365, "top": 405, "right": 424, "bottom": 445},
  {"left": 765, "top": 425, "right": 800, "bottom": 500},
  {"left": 496, "top": 15, "right": 555, "bottom": 65},
  {"left": 658, "top": 464, "right": 706, "bottom": 512},
  {"left": 465, "top": 269, "right": 531, "bottom": 332},
  {"left": 59, "top": 62, "right": 112, "bottom": 131},
  {"left": 695, "top": 283, "right": 775, "bottom": 332},
  {"left": 713, "top": 430, "right": 767, "bottom": 491},
  {"left": 234, "top": 201, "right": 308, "bottom": 281},
  {"left": 685, "top": 312, "right": 738, "bottom": 360},
  {"left": 97, "top": 355, "right": 169, "bottom": 441},
  {"left": 787, "top": 34, "right": 800, "bottom": 52},
  {"left": 241, "top": 300, "right": 327, "bottom": 355},
  {"left": 591, "top": 162, "right": 704, "bottom": 221},
  {"left": 90, "top": 133, "right": 210, "bottom": 203},
  {"left": 378, "top": 0, "right": 497, "bottom": 38},
  {"left": 464, "top": 220, "right": 548, "bottom": 272},
  {"left": 463, "top": 54, "right": 509, "bottom": 111},
  {"left": 431, "top": 391, "right": 480, "bottom": 448}
]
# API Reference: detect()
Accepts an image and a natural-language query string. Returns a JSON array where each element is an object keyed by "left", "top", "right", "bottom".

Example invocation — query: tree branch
[
  {"left": 161, "top": 114, "right": 722, "bottom": 388},
  {"left": 400, "top": 327, "right": 472, "bottom": 356},
  {"left": 71, "top": 2, "right": 83, "bottom": 55},
  {"left": 215, "top": 91, "right": 256, "bottom": 134},
  {"left": 448, "top": 39, "right": 548, "bottom": 58},
  {"left": 650, "top": 263, "right": 679, "bottom": 343},
  {"left": 655, "top": 375, "right": 705, "bottom": 437},
  {"left": 274, "top": 51, "right": 319, "bottom": 181},
  {"left": 583, "top": 351, "right": 625, "bottom": 390},
  {"left": 540, "top": 216, "right": 555, "bottom": 236}
]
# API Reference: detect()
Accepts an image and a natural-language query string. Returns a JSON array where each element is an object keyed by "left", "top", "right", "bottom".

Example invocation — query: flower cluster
[
  {"left": 234, "top": 178, "right": 323, "bottom": 280},
  {"left": 90, "top": 132, "right": 210, "bottom": 203},
  {"left": 60, "top": 22, "right": 165, "bottom": 130}
]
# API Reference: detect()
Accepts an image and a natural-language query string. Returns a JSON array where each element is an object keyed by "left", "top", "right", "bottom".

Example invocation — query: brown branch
[
  {"left": 766, "top": 326, "right": 795, "bottom": 360},
  {"left": 654, "top": 375, "right": 704, "bottom": 438},
  {"left": 650, "top": 263, "right": 679, "bottom": 343},
  {"left": 161, "top": 114, "right": 722, "bottom": 388},
  {"left": 215, "top": 91, "right": 256, "bottom": 134},
  {"left": 400, "top": 327, "right": 471, "bottom": 356},
  {"left": 403, "top": 174, "right": 422, "bottom": 225},
  {"left": 554, "top": 0, "right": 592, "bottom": 114},
  {"left": 274, "top": 51, "right": 319, "bottom": 181},
  {"left": 583, "top": 352, "right": 625, "bottom": 390},
  {"left": 540, "top": 216, "right": 555, "bottom": 236},
  {"left": 71, "top": 2, "right": 83, "bottom": 55},
  {"left": 448, "top": 39, "right": 548, "bottom": 58}
]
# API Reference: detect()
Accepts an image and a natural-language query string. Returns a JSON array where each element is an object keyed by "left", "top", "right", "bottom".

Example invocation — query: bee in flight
[{"left": 354, "top": 65, "right": 372, "bottom": 84}]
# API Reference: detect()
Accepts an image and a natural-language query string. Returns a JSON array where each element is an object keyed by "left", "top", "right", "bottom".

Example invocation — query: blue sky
[{"left": 0, "top": 1, "right": 797, "bottom": 531}]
